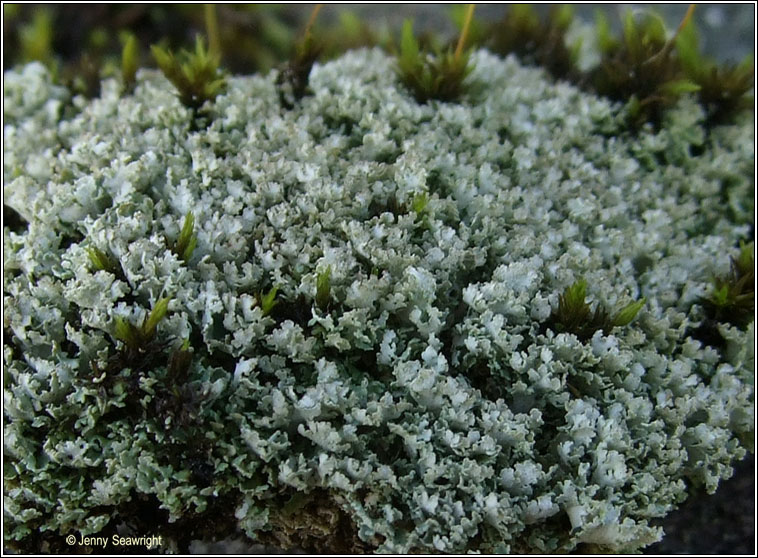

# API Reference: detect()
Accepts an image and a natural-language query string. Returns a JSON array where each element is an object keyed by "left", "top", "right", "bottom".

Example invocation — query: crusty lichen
[{"left": 3, "top": 32, "right": 754, "bottom": 554}]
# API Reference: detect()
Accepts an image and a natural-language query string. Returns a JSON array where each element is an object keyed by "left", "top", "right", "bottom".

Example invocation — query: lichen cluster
[{"left": 3, "top": 29, "right": 754, "bottom": 555}]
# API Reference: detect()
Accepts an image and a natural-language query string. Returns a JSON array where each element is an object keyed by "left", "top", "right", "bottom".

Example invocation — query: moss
[
  {"left": 171, "top": 211, "right": 198, "bottom": 263},
  {"left": 395, "top": 5, "right": 476, "bottom": 104},
  {"left": 676, "top": 17, "right": 754, "bottom": 124},
  {"left": 151, "top": 35, "right": 226, "bottom": 112},
  {"left": 588, "top": 6, "right": 699, "bottom": 128},
  {"left": 120, "top": 32, "right": 139, "bottom": 93},
  {"left": 257, "top": 286, "right": 280, "bottom": 317},
  {"left": 548, "top": 279, "right": 645, "bottom": 341},
  {"left": 487, "top": 4, "right": 580, "bottom": 82},
  {"left": 18, "top": 7, "right": 55, "bottom": 67},
  {"left": 315, "top": 265, "right": 332, "bottom": 311},
  {"left": 276, "top": 5, "right": 323, "bottom": 109},
  {"left": 700, "top": 242, "right": 755, "bottom": 330}
]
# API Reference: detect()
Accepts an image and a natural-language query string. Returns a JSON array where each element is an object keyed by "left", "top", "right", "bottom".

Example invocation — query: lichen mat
[{"left": 3, "top": 42, "right": 754, "bottom": 553}]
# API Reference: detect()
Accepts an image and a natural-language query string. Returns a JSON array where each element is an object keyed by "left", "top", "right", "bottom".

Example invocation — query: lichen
[{"left": 3, "top": 28, "right": 754, "bottom": 555}]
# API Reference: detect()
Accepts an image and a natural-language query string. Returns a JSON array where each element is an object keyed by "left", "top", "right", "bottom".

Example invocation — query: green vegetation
[
  {"left": 448, "top": 4, "right": 487, "bottom": 49},
  {"left": 6, "top": 5, "right": 752, "bottom": 128},
  {"left": 258, "top": 286, "right": 280, "bottom": 317},
  {"left": 487, "top": 4, "right": 580, "bottom": 81},
  {"left": 315, "top": 265, "right": 332, "bottom": 311},
  {"left": 18, "top": 7, "right": 54, "bottom": 67},
  {"left": 588, "top": 5, "right": 700, "bottom": 126},
  {"left": 204, "top": 4, "right": 221, "bottom": 62},
  {"left": 411, "top": 192, "right": 430, "bottom": 216},
  {"left": 113, "top": 297, "right": 171, "bottom": 350},
  {"left": 151, "top": 35, "right": 226, "bottom": 111},
  {"left": 277, "top": 4, "right": 324, "bottom": 109},
  {"left": 550, "top": 279, "right": 646, "bottom": 341},
  {"left": 172, "top": 211, "right": 198, "bottom": 263},
  {"left": 167, "top": 338, "right": 194, "bottom": 382},
  {"left": 63, "top": 52, "right": 103, "bottom": 98},
  {"left": 676, "top": 16, "right": 754, "bottom": 123},
  {"left": 396, "top": 5, "right": 476, "bottom": 103},
  {"left": 701, "top": 242, "right": 755, "bottom": 328},
  {"left": 120, "top": 32, "right": 139, "bottom": 93},
  {"left": 319, "top": 10, "right": 387, "bottom": 60},
  {"left": 86, "top": 245, "right": 119, "bottom": 275}
]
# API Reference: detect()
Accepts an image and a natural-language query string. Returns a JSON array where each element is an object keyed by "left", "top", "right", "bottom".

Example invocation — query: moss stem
[
  {"left": 674, "top": 4, "right": 697, "bottom": 41},
  {"left": 204, "top": 4, "right": 221, "bottom": 61},
  {"left": 455, "top": 4, "right": 476, "bottom": 61},
  {"left": 305, "top": 4, "right": 324, "bottom": 41},
  {"left": 646, "top": 3, "right": 695, "bottom": 66}
]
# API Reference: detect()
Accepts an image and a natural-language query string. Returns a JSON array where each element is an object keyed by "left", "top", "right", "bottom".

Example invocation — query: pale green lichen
[{"left": 3, "top": 23, "right": 754, "bottom": 555}]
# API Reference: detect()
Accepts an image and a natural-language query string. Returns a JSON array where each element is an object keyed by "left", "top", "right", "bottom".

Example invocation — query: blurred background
[
  {"left": 2, "top": 3, "right": 755, "bottom": 555},
  {"left": 3, "top": 4, "right": 755, "bottom": 82}
]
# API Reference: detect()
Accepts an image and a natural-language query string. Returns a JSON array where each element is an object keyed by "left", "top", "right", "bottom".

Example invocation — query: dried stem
[
  {"left": 305, "top": 4, "right": 324, "bottom": 41},
  {"left": 455, "top": 4, "right": 476, "bottom": 61},
  {"left": 645, "top": 3, "right": 695, "bottom": 67}
]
